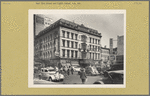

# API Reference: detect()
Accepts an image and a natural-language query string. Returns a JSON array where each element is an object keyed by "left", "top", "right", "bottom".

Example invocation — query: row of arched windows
[
  {"left": 43, "top": 51, "right": 52, "bottom": 59},
  {"left": 42, "top": 34, "right": 53, "bottom": 43},
  {"left": 42, "top": 42, "right": 53, "bottom": 50}
]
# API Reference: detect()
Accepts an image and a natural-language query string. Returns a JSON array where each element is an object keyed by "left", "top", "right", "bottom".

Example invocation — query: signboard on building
[
  {"left": 55, "top": 52, "right": 59, "bottom": 56},
  {"left": 110, "top": 55, "right": 115, "bottom": 61}
]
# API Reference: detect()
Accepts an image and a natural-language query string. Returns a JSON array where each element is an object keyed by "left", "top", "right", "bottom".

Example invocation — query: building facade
[
  {"left": 117, "top": 35, "right": 124, "bottom": 55},
  {"left": 101, "top": 47, "right": 110, "bottom": 63},
  {"left": 109, "top": 35, "right": 124, "bottom": 65},
  {"left": 34, "top": 18, "right": 102, "bottom": 67},
  {"left": 34, "top": 15, "right": 52, "bottom": 36}
]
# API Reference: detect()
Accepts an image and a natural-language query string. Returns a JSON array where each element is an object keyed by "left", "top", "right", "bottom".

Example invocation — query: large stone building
[{"left": 34, "top": 18, "right": 102, "bottom": 68}]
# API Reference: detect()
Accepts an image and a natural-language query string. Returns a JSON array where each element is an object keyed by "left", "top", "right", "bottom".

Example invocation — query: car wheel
[
  {"left": 60, "top": 79, "right": 64, "bottom": 82},
  {"left": 49, "top": 77, "right": 52, "bottom": 82}
]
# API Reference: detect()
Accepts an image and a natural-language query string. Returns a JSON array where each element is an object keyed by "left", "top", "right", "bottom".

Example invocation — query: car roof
[
  {"left": 41, "top": 67, "right": 54, "bottom": 70},
  {"left": 108, "top": 70, "right": 124, "bottom": 74}
]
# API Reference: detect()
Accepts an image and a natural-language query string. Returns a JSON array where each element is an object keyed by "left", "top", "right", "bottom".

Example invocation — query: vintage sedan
[
  {"left": 93, "top": 70, "right": 124, "bottom": 84},
  {"left": 85, "top": 66, "right": 100, "bottom": 76},
  {"left": 73, "top": 66, "right": 81, "bottom": 72},
  {"left": 41, "top": 67, "right": 64, "bottom": 82}
]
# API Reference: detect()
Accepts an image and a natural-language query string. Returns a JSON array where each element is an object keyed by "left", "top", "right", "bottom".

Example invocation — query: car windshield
[
  {"left": 109, "top": 73, "right": 123, "bottom": 80},
  {"left": 111, "top": 65, "right": 123, "bottom": 70}
]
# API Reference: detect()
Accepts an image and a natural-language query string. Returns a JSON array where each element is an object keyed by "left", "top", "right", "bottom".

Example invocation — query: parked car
[
  {"left": 73, "top": 66, "right": 81, "bottom": 72},
  {"left": 78, "top": 66, "right": 100, "bottom": 76},
  {"left": 41, "top": 67, "right": 64, "bottom": 82},
  {"left": 93, "top": 70, "right": 124, "bottom": 84},
  {"left": 85, "top": 66, "right": 100, "bottom": 76}
]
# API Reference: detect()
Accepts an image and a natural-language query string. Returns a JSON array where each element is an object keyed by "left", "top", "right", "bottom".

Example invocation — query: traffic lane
[
  {"left": 59, "top": 72, "right": 102, "bottom": 84},
  {"left": 34, "top": 78, "right": 56, "bottom": 84},
  {"left": 34, "top": 72, "right": 103, "bottom": 84}
]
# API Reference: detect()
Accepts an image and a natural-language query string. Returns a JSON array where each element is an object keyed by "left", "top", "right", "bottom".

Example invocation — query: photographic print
[{"left": 28, "top": 10, "right": 126, "bottom": 88}]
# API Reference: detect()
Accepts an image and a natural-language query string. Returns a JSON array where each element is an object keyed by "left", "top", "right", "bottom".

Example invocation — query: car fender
[
  {"left": 59, "top": 74, "right": 64, "bottom": 79},
  {"left": 98, "top": 81, "right": 104, "bottom": 84},
  {"left": 49, "top": 75, "right": 55, "bottom": 80},
  {"left": 93, "top": 81, "right": 104, "bottom": 84}
]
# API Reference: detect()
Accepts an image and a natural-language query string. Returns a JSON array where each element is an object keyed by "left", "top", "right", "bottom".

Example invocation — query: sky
[{"left": 38, "top": 14, "right": 124, "bottom": 48}]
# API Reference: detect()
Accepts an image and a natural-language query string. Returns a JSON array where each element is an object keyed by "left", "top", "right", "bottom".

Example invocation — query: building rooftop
[
  {"left": 101, "top": 47, "right": 110, "bottom": 50},
  {"left": 35, "top": 18, "right": 102, "bottom": 39}
]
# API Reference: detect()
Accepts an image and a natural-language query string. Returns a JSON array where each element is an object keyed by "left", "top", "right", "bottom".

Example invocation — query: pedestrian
[
  {"left": 39, "top": 71, "right": 42, "bottom": 80},
  {"left": 55, "top": 66, "right": 59, "bottom": 71},
  {"left": 67, "top": 66, "right": 71, "bottom": 75},
  {"left": 71, "top": 66, "right": 74, "bottom": 75},
  {"left": 60, "top": 67, "right": 63, "bottom": 74},
  {"left": 55, "top": 71, "right": 60, "bottom": 81},
  {"left": 80, "top": 68, "right": 87, "bottom": 84},
  {"left": 64, "top": 66, "right": 68, "bottom": 77}
]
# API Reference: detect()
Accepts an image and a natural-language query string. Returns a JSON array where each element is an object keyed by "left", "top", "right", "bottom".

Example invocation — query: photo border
[{"left": 28, "top": 9, "right": 126, "bottom": 88}]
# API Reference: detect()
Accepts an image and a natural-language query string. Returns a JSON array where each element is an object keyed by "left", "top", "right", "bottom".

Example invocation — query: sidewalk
[{"left": 34, "top": 78, "right": 55, "bottom": 84}]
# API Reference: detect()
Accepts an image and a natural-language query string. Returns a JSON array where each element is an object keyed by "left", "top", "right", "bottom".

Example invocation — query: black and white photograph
[{"left": 28, "top": 10, "right": 126, "bottom": 88}]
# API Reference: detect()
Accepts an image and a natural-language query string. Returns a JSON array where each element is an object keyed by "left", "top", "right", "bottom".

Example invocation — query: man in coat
[{"left": 80, "top": 68, "right": 87, "bottom": 84}]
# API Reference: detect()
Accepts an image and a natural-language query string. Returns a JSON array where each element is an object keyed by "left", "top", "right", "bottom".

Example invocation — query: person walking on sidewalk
[
  {"left": 71, "top": 66, "right": 74, "bottom": 75},
  {"left": 80, "top": 68, "right": 87, "bottom": 84},
  {"left": 67, "top": 66, "right": 71, "bottom": 76},
  {"left": 39, "top": 71, "right": 42, "bottom": 80}
]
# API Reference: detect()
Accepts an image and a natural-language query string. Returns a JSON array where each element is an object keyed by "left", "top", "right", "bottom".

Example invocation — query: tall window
[
  {"left": 62, "top": 40, "right": 65, "bottom": 47},
  {"left": 71, "top": 50, "right": 74, "bottom": 58},
  {"left": 90, "top": 38, "right": 91, "bottom": 43},
  {"left": 95, "top": 46, "right": 97, "bottom": 51},
  {"left": 75, "top": 42, "right": 78, "bottom": 48},
  {"left": 67, "top": 41, "right": 70, "bottom": 47},
  {"left": 75, "top": 51, "right": 78, "bottom": 58},
  {"left": 62, "top": 30, "right": 65, "bottom": 38},
  {"left": 67, "top": 32, "right": 69, "bottom": 38},
  {"left": 71, "top": 33, "right": 74, "bottom": 39},
  {"left": 95, "top": 39, "right": 97, "bottom": 44},
  {"left": 93, "top": 38, "right": 94, "bottom": 43},
  {"left": 71, "top": 41, "right": 74, "bottom": 48},
  {"left": 98, "top": 40, "right": 100, "bottom": 44},
  {"left": 98, "top": 54, "right": 100, "bottom": 59},
  {"left": 67, "top": 50, "right": 70, "bottom": 58},
  {"left": 75, "top": 34, "right": 78, "bottom": 40},
  {"left": 48, "top": 36, "right": 49, "bottom": 41},
  {"left": 95, "top": 53, "right": 97, "bottom": 60},
  {"left": 62, "top": 49, "right": 65, "bottom": 57},
  {"left": 90, "top": 45, "right": 91, "bottom": 50},
  {"left": 93, "top": 53, "right": 94, "bottom": 59},
  {"left": 93, "top": 46, "right": 94, "bottom": 51},
  {"left": 90, "top": 53, "right": 91, "bottom": 59}
]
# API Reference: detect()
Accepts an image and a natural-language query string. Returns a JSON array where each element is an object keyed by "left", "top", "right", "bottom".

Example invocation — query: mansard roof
[{"left": 35, "top": 18, "right": 102, "bottom": 39}]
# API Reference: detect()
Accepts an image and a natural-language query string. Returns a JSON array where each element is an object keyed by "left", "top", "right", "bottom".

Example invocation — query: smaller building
[
  {"left": 34, "top": 15, "right": 52, "bottom": 36},
  {"left": 101, "top": 47, "right": 110, "bottom": 63}
]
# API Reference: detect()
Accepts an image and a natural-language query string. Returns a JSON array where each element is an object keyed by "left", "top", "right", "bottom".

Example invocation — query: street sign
[{"left": 110, "top": 55, "right": 115, "bottom": 61}]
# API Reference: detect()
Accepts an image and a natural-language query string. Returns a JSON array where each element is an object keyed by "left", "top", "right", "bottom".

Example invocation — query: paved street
[{"left": 34, "top": 72, "right": 103, "bottom": 84}]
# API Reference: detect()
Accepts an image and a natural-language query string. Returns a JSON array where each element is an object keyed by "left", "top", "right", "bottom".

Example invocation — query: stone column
[{"left": 65, "top": 49, "right": 67, "bottom": 58}]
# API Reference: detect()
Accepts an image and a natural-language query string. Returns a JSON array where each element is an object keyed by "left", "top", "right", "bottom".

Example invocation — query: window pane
[
  {"left": 67, "top": 32, "right": 69, "bottom": 38},
  {"left": 71, "top": 33, "right": 74, "bottom": 39}
]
